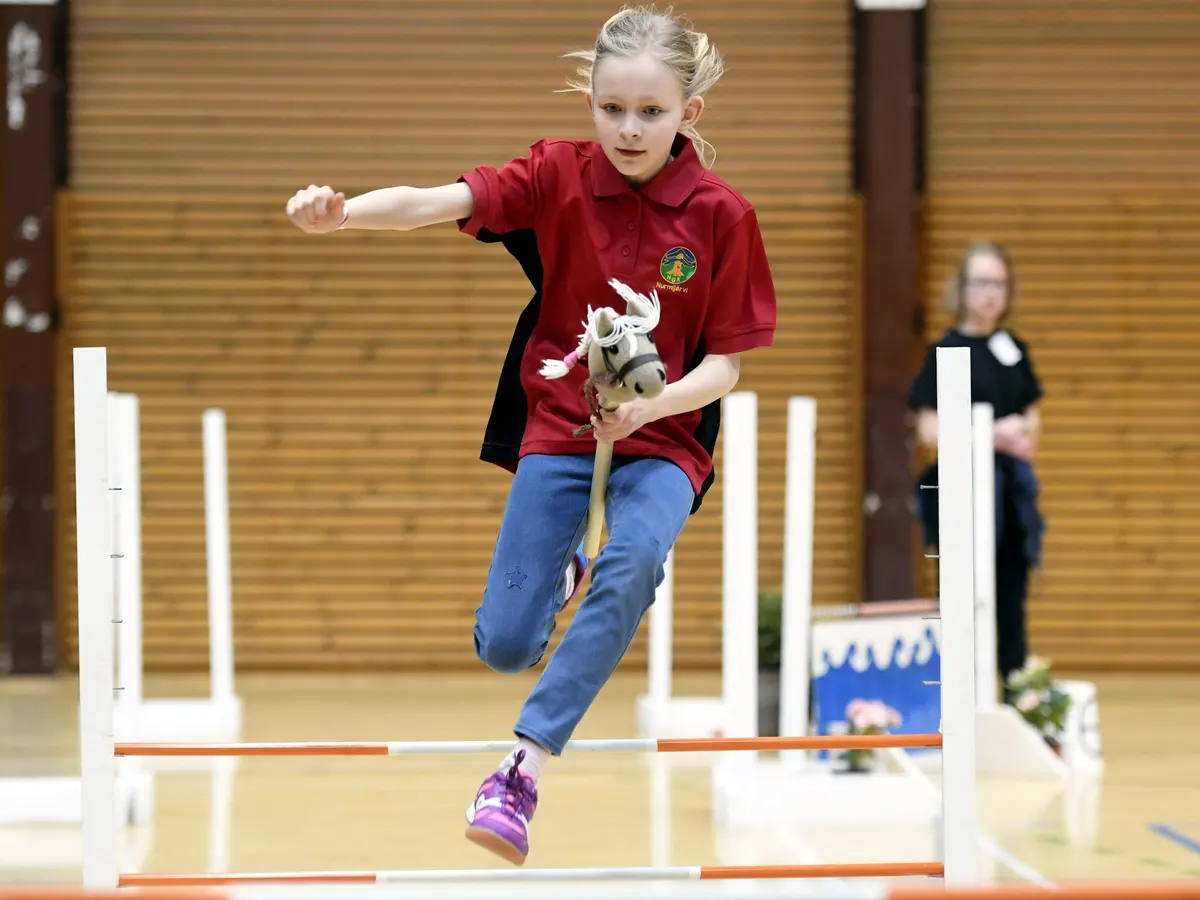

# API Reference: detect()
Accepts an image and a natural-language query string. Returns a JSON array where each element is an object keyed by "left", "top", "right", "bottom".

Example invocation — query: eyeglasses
[{"left": 965, "top": 278, "right": 1007, "bottom": 290}]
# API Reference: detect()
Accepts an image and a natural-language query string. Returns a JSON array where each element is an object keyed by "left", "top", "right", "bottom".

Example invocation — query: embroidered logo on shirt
[{"left": 659, "top": 246, "right": 697, "bottom": 285}]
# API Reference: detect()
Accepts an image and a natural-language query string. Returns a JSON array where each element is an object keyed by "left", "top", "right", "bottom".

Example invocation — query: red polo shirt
[{"left": 456, "top": 133, "right": 776, "bottom": 507}]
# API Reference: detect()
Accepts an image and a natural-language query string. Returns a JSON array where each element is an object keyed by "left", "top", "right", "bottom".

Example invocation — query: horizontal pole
[
  {"left": 4, "top": 878, "right": 1200, "bottom": 900},
  {"left": 119, "top": 862, "right": 943, "bottom": 887},
  {"left": 122, "top": 875, "right": 376, "bottom": 887},
  {"left": 657, "top": 734, "right": 941, "bottom": 751},
  {"left": 113, "top": 740, "right": 640, "bottom": 757},
  {"left": 117, "top": 742, "right": 398, "bottom": 757},
  {"left": 0, "top": 892, "right": 232, "bottom": 900},
  {"left": 700, "top": 862, "right": 941, "bottom": 881},
  {"left": 891, "top": 884, "right": 1200, "bottom": 899},
  {"left": 115, "top": 733, "right": 942, "bottom": 758},
  {"left": 811, "top": 597, "right": 938, "bottom": 621}
]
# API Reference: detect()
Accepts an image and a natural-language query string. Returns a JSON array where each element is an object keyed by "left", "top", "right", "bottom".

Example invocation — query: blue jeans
[{"left": 474, "top": 452, "right": 695, "bottom": 754}]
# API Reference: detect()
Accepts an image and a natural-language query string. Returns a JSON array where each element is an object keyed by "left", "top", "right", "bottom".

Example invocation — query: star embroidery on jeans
[{"left": 506, "top": 566, "right": 527, "bottom": 590}]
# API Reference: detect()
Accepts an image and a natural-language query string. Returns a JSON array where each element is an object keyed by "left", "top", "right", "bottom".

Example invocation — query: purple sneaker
[
  {"left": 464, "top": 749, "right": 539, "bottom": 866},
  {"left": 562, "top": 548, "right": 589, "bottom": 610}
]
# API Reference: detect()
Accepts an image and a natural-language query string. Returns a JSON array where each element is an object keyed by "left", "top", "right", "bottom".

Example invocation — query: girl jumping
[{"left": 286, "top": 4, "right": 777, "bottom": 867}]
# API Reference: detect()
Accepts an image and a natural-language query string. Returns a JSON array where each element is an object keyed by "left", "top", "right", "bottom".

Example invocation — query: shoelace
[{"left": 500, "top": 749, "right": 533, "bottom": 816}]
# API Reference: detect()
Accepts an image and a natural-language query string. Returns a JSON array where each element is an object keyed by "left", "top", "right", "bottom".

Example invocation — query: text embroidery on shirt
[{"left": 657, "top": 246, "right": 696, "bottom": 293}]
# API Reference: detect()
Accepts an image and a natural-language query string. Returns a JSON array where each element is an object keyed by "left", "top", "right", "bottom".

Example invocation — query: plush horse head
[
  {"left": 584, "top": 290, "right": 667, "bottom": 408},
  {"left": 540, "top": 279, "right": 667, "bottom": 415}
]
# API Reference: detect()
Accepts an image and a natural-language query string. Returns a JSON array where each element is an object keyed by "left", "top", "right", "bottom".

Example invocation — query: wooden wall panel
[
  {"left": 68, "top": 1, "right": 850, "bottom": 196},
  {"left": 928, "top": 0, "right": 1200, "bottom": 195},
  {"left": 59, "top": 2, "right": 856, "bottom": 670},
  {"left": 925, "top": 1, "right": 1200, "bottom": 671}
]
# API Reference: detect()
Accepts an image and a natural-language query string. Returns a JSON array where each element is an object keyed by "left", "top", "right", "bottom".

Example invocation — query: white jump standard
[
  {"left": 0, "top": 389, "right": 152, "bottom": 830},
  {"left": 109, "top": 393, "right": 242, "bottom": 749},
  {"left": 635, "top": 391, "right": 815, "bottom": 742}
]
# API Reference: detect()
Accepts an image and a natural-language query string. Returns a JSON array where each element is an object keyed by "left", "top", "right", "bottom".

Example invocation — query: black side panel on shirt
[
  {"left": 907, "top": 328, "right": 1043, "bottom": 419},
  {"left": 472, "top": 227, "right": 720, "bottom": 514},
  {"left": 687, "top": 337, "right": 720, "bottom": 514},
  {"left": 476, "top": 228, "right": 541, "bottom": 468}
]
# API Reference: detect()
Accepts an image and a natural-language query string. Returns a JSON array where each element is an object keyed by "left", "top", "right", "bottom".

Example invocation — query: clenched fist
[{"left": 286, "top": 184, "right": 346, "bottom": 233}]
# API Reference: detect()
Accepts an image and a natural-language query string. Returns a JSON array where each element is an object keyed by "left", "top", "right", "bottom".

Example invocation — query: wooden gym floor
[{"left": 2, "top": 669, "right": 1199, "bottom": 893}]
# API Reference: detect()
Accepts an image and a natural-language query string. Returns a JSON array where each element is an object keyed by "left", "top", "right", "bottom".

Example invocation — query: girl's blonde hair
[
  {"left": 943, "top": 240, "right": 1018, "bottom": 324},
  {"left": 561, "top": 5, "right": 725, "bottom": 168}
]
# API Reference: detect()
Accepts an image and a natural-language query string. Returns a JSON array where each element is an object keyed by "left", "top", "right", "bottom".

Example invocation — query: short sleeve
[
  {"left": 456, "top": 139, "right": 548, "bottom": 238},
  {"left": 908, "top": 345, "right": 938, "bottom": 410},
  {"left": 702, "top": 209, "right": 777, "bottom": 354}
]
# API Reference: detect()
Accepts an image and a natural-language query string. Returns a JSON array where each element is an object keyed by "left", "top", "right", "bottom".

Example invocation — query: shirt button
[
  {"left": 627, "top": 222, "right": 635, "bottom": 231},
  {"left": 622, "top": 247, "right": 630, "bottom": 257}
]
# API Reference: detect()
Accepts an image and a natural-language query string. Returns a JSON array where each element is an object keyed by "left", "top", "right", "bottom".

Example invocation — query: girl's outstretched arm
[{"left": 286, "top": 182, "right": 475, "bottom": 233}]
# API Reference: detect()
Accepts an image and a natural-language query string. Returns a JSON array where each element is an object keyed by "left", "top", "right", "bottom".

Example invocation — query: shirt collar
[{"left": 589, "top": 133, "right": 704, "bottom": 207}]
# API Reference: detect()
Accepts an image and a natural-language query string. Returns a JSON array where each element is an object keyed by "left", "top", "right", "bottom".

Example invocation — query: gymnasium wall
[
  {"left": 56, "top": 2, "right": 857, "bottom": 670},
  {"left": 0, "top": 412, "right": 4, "bottom": 655},
  {"left": 924, "top": 1, "right": 1200, "bottom": 670}
]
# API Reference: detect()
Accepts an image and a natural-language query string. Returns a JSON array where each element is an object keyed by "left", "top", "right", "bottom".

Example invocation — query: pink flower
[{"left": 845, "top": 699, "right": 903, "bottom": 731}]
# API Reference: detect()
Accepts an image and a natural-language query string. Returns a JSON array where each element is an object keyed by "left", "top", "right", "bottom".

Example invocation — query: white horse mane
[{"left": 539, "top": 279, "right": 661, "bottom": 380}]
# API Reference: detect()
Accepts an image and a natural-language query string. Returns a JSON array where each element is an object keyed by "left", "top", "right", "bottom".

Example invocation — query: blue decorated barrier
[{"left": 811, "top": 615, "right": 941, "bottom": 757}]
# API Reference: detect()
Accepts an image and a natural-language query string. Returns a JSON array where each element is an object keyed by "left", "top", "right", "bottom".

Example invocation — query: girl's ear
[{"left": 681, "top": 95, "right": 705, "bottom": 129}]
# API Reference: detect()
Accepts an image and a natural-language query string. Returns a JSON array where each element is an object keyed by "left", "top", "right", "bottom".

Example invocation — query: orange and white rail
[
  {"left": 113, "top": 733, "right": 944, "bottom": 757},
  {"left": 4, "top": 879, "right": 1200, "bottom": 900},
  {"left": 117, "top": 862, "right": 945, "bottom": 887},
  {"left": 68, "top": 346, "right": 980, "bottom": 893}
]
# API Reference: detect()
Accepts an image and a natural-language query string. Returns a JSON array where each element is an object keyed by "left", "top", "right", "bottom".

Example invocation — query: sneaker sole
[{"left": 464, "top": 824, "right": 528, "bottom": 866}]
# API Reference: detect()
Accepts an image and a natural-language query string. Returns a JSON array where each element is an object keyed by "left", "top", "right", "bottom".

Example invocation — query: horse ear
[
  {"left": 593, "top": 308, "right": 618, "bottom": 338},
  {"left": 624, "top": 295, "right": 652, "bottom": 320}
]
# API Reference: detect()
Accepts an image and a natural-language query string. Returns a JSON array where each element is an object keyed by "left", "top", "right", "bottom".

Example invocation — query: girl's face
[
  {"left": 587, "top": 51, "right": 703, "bottom": 185},
  {"left": 961, "top": 251, "right": 1010, "bottom": 328}
]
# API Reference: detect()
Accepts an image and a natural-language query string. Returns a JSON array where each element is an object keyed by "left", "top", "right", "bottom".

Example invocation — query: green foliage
[
  {"left": 758, "top": 591, "right": 783, "bottom": 670},
  {"left": 1005, "top": 656, "right": 1072, "bottom": 749}
]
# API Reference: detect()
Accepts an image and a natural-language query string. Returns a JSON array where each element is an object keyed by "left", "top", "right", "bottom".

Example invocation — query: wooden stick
[
  {"left": 584, "top": 440, "right": 613, "bottom": 559},
  {"left": 583, "top": 394, "right": 620, "bottom": 560}
]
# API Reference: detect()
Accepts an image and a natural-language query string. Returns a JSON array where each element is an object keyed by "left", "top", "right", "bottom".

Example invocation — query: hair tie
[{"left": 539, "top": 348, "right": 581, "bottom": 380}]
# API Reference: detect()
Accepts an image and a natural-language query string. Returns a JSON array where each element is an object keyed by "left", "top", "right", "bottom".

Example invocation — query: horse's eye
[
  {"left": 648, "top": 333, "right": 656, "bottom": 344},
  {"left": 604, "top": 345, "right": 614, "bottom": 354}
]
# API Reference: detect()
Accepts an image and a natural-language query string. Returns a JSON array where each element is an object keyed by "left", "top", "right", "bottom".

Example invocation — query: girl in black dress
[{"left": 908, "top": 241, "right": 1046, "bottom": 695}]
